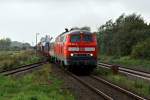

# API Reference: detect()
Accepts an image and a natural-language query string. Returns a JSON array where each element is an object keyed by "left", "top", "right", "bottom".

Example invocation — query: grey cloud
[{"left": 0, "top": 0, "right": 149, "bottom": 44}]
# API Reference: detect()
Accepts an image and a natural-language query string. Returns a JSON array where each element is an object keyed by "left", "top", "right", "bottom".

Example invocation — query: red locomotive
[
  {"left": 37, "top": 28, "right": 98, "bottom": 73},
  {"left": 50, "top": 29, "right": 98, "bottom": 73}
]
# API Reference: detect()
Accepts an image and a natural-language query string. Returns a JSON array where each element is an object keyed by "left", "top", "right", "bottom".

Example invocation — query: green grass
[
  {"left": 94, "top": 67, "right": 150, "bottom": 98},
  {"left": 0, "top": 64, "right": 74, "bottom": 100},
  {"left": 99, "top": 55, "right": 150, "bottom": 72},
  {"left": 0, "top": 50, "right": 44, "bottom": 71}
]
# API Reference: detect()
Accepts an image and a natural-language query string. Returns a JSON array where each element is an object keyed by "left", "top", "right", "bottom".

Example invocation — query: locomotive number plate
[{"left": 79, "top": 47, "right": 85, "bottom": 51}]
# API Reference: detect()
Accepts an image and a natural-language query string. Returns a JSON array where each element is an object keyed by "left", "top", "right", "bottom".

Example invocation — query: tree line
[
  {"left": 97, "top": 13, "right": 150, "bottom": 59},
  {"left": 0, "top": 38, "right": 31, "bottom": 51},
  {"left": 0, "top": 38, "right": 11, "bottom": 50}
]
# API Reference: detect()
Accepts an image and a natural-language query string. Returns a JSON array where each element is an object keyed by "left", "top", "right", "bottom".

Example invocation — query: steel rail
[
  {"left": 98, "top": 62, "right": 150, "bottom": 81},
  {"left": 0, "top": 61, "right": 47, "bottom": 76},
  {"left": 66, "top": 71, "right": 114, "bottom": 100},
  {"left": 91, "top": 75, "right": 147, "bottom": 100}
]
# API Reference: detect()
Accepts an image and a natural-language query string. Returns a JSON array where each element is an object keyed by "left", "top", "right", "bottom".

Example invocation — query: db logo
[{"left": 80, "top": 48, "right": 84, "bottom": 51}]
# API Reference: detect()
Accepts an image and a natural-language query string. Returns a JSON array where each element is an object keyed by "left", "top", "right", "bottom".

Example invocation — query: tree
[
  {"left": 97, "top": 13, "right": 150, "bottom": 57},
  {"left": 0, "top": 38, "right": 11, "bottom": 50},
  {"left": 22, "top": 43, "right": 31, "bottom": 50},
  {"left": 131, "top": 38, "right": 150, "bottom": 59}
]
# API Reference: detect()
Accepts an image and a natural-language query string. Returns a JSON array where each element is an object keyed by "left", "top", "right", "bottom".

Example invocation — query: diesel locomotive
[{"left": 38, "top": 28, "right": 98, "bottom": 73}]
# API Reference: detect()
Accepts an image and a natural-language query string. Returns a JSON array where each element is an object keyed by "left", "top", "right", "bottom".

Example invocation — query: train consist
[{"left": 37, "top": 28, "right": 98, "bottom": 73}]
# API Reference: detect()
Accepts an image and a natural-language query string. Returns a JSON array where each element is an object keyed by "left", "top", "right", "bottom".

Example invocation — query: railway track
[
  {"left": 91, "top": 75, "right": 147, "bottom": 100},
  {"left": 65, "top": 70, "right": 147, "bottom": 100},
  {"left": 66, "top": 71, "right": 113, "bottom": 100},
  {"left": 0, "top": 61, "right": 47, "bottom": 76},
  {"left": 98, "top": 62, "right": 150, "bottom": 81}
]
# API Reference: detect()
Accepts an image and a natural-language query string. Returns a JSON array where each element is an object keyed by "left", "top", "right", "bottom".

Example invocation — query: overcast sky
[{"left": 0, "top": 0, "right": 149, "bottom": 45}]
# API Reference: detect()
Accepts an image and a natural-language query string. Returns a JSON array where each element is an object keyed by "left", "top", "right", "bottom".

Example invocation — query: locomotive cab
[
  {"left": 52, "top": 29, "right": 98, "bottom": 73},
  {"left": 63, "top": 30, "right": 97, "bottom": 71}
]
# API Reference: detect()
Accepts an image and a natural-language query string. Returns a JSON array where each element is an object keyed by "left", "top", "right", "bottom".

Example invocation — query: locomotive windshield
[
  {"left": 70, "top": 35, "right": 81, "bottom": 42},
  {"left": 83, "top": 34, "right": 93, "bottom": 42},
  {"left": 70, "top": 34, "right": 93, "bottom": 42}
]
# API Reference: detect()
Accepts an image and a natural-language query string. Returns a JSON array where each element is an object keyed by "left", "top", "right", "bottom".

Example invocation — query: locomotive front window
[
  {"left": 83, "top": 34, "right": 93, "bottom": 42},
  {"left": 70, "top": 35, "right": 81, "bottom": 42}
]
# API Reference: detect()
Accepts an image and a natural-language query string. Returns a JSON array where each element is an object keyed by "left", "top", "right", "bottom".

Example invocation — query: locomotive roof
[{"left": 59, "top": 30, "right": 92, "bottom": 37}]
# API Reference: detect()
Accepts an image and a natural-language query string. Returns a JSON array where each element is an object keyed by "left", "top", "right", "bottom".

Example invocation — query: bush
[
  {"left": 131, "top": 38, "right": 150, "bottom": 59},
  {"left": 0, "top": 51, "right": 43, "bottom": 71}
]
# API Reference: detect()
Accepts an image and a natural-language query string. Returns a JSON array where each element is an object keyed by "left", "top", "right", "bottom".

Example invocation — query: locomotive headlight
[
  {"left": 90, "top": 54, "right": 93, "bottom": 56},
  {"left": 68, "top": 47, "right": 79, "bottom": 51},
  {"left": 70, "top": 53, "right": 74, "bottom": 56}
]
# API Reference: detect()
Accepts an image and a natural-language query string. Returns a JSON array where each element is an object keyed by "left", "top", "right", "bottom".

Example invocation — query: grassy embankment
[
  {"left": 0, "top": 64, "right": 74, "bottom": 100},
  {"left": 0, "top": 50, "right": 44, "bottom": 71},
  {"left": 94, "top": 67, "right": 150, "bottom": 98},
  {"left": 99, "top": 55, "right": 150, "bottom": 72}
]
